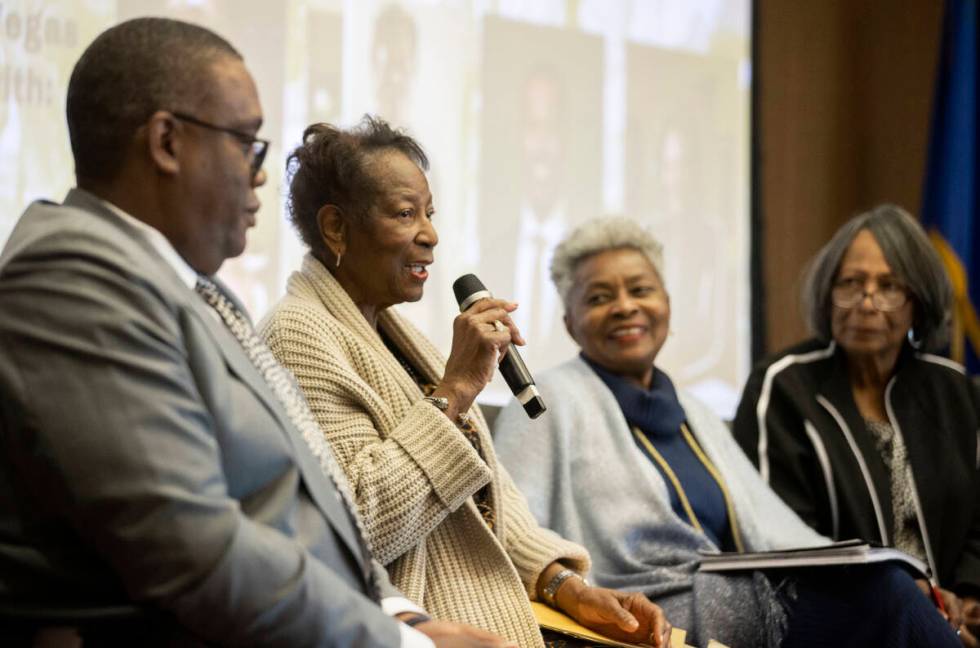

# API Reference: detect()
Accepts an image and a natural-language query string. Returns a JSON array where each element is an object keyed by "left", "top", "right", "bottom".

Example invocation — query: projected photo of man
[
  {"left": 478, "top": 16, "right": 602, "bottom": 374},
  {"left": 625, "top": 45, "right": 744, "bottom": 412},
  {"left": 512, "top": 66, "right": 568, "bottom": 348}
]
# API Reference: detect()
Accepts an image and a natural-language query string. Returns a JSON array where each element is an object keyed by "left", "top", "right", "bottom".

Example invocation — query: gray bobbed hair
[
  {"left": 550, "top": 217, "right": 664, "bottom": 308},
  {"left": 801, "top": 204, "right": 952, "bottom": 351}
]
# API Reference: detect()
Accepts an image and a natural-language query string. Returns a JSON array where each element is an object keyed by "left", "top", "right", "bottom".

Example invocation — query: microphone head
[
  {"left": 453, "top": 274, "right": 493, "bottom": 311},
  {"left": 452, "top": 274, "right": 487, "bottom": 305}
]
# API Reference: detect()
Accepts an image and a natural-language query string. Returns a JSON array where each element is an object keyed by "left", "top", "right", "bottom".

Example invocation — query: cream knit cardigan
[{"left": 259, "top": 254, "right": 590, "bottom": 647}]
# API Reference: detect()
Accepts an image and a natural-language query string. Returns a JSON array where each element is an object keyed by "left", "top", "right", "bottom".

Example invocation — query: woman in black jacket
[{"left": 734, "top": 204, "right": 980, "bottom": 645}]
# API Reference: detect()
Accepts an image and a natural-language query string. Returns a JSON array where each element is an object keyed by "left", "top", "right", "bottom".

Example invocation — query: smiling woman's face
[
  {"left": 338, "top": 150, "right": 437, "bottom": 313},
  {"left": 564, "top": 247, "right": 670, "bottom": 389}
]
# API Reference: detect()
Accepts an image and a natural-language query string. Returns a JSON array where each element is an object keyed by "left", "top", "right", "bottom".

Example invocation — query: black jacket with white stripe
[{"left": 733, "top": 338, "right": 980, "bottom": 596}]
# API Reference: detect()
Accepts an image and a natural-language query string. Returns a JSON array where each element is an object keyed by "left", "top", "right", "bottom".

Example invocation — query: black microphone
[{"left": 452, "top": 274, "right": 546, "bottom": 419}]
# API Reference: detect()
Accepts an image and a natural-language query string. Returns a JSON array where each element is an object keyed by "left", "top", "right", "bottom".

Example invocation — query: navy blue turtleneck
[{"left": 583, "top": 355, "right": 733, "bottom": 550}]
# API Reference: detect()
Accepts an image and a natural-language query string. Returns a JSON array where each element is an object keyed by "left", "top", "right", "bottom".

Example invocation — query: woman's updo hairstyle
[{"left": 287, "top": 115, "right": 429, "bottom": 261}]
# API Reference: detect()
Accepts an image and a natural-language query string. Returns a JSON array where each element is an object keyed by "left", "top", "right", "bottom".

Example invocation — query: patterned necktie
[{"left": 195, "top": 276, "right": 380, "bottom": 599}]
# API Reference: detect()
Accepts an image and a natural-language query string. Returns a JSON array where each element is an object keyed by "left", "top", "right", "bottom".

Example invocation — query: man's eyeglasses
[
  {"left": 171, "top": 111, "right": 269, "bottom": 180},
  {"left": 831, "top": 277, "right": 909, "bottom": 312}
]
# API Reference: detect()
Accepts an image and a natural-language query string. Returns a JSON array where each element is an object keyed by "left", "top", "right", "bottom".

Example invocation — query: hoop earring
[{"left": 907, "top": 328, "right": 922, "bottom": 349}]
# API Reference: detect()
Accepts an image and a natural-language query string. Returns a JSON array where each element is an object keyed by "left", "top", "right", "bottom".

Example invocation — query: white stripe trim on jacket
[
  {"left": 816, "top": 395, "right": 889, "bottom": 545},
  {"left": 802, "top": 419, "right": 839, "bottom": 539},
  {"left": 756, "top": 341, "right": 837, "bottom": 483},
  {"left": 917, "top": 352, "right": 966, "bottom": 374}
]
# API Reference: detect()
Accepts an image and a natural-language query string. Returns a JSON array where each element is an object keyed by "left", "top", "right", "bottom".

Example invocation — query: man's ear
[
  {"left": 146, "top": 111, "right": 180, "bottom": 176},
  {"left": 316, "top": 204, "right": 347, "bottom": 261}
]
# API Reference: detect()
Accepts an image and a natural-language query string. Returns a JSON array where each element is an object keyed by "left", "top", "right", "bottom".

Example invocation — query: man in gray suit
[{"left": 0, "top": 18, "right": 509, "bottom": 648}]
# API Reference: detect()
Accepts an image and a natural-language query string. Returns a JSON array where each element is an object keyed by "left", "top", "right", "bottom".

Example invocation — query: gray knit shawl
[{"left": 493, "top": 357, "right": 827, "bottom": 648}]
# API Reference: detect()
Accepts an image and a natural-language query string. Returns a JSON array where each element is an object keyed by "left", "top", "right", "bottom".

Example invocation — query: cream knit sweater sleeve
[
  {"left": 495, "top": 456, "right": 591, "bottom": 597},
  {"left": 261, "top": 298, "right": 493, "bottom": 566}
]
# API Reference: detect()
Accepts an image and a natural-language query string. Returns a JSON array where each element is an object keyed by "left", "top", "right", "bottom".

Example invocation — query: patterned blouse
[{"left": 865, "top": 418, "right": 927, "bottom": 561}]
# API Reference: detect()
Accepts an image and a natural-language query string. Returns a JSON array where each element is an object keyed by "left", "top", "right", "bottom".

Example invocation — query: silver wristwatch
[{"left": 541, "top": 568, "right": 579, "bottom": 608}]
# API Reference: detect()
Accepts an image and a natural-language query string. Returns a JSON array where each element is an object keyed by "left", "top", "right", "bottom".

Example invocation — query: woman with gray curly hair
[
  {"left": 734, "top": 204, "right": 980, "bottom": 644},
  {"left": 494, "top": 216, "right": 962, "bottom": 648}
]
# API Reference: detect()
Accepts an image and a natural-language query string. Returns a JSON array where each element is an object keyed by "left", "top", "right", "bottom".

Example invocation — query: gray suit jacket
[{"left": 0, "top": 189, "right": 402, "bottom": 646}]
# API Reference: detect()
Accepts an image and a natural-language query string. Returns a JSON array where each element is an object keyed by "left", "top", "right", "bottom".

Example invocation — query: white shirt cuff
[
  {"left": 399, "top": 623, "right": 436, "bottom": 648},
  {"left": 382, "top": 595, "right": 429, "bottom": 618},
  {"left": 382, "top": 596, "right": 435, "bottom": 648}
]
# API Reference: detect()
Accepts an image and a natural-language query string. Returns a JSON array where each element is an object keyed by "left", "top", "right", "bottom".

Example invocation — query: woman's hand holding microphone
[{"left": 430, "top": 298, "right": 524, "bottom": 423}]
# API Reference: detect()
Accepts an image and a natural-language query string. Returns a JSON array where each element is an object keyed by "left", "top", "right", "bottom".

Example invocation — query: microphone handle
[
  {"left": 498, "top": 343, "right": 547, "bottom": 419},
  {"left": 499, "top": 343, "right": 533, "bottom": 393}
]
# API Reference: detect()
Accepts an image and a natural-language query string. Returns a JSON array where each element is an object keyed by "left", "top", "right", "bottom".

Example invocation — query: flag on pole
[{"left": 921, "top": 0, "right": 978, "bottom": 371}]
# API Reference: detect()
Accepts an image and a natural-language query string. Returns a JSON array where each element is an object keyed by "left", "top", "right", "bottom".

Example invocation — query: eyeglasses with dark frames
[
  {"left": 831, "top": 277, "right": 909, "bottom": 312},
  {"left": 171, "top": 111, "right": 269, "bottom": 180}
]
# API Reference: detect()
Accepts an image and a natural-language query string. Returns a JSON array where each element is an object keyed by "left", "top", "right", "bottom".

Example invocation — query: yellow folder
[{"left": 530, "top": 601, "right": 699, "bottom": 648}]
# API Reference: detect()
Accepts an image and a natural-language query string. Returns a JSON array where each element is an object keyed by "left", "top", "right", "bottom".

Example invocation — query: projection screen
[{"left": 0, "top": 0, "right": 751, "bottom": 417}]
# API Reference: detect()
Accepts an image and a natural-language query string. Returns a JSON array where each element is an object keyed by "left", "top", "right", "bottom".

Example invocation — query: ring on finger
[{"left": 491, "top": 320, "right": 506, "bottom": 332}]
